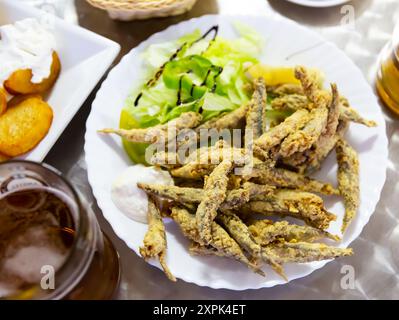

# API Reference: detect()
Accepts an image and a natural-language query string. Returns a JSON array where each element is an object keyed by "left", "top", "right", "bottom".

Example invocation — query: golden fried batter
[
  {"left": 99, "top": 112, "right": 202, "bottom": 144},
  {"left": 138, "top": 182, "right": 250, "bottom": 210},
  {"left": 271, "top": 92, "right": 377, "bottom": 128},
  {"left": 246, "top": 78, "right": 267, "bottom": 145},
  {"left": 340, "top": 98, "right": 377, "bottom": 127},
  {"left": 268, "top": 83, "right": 304, "bottom": 96},
  {"left": 272, "top": 94, "right": 309, "bottom": 111},
  {"left": 336, "top": 138, "right": 360, "bottom": 233},
  {"left": 310, "top": 123, "right": 348, "bottom": 171},
  {"left": 279, "top": 105, "right": 328, "bottom": 157},
  {"left": 266, "top": 241, "right": 353, "bottom": 264},
  {"left": 241, "top": 189, "right": 336, "bottom": 230},
  {"left": 139, "top": 197, "right": 176, "bottom": 281},
  {"left": 217, "top": 211, "right": 286, "bottom": 279},
  {"left": 150, "top": 151, "right": 182, "bottom": 169},
  {"left": 171, "top": 145, "right": 248, "bottom": 179},
  {"left": 188, "top": 241, "right": 226, "bottom": 257},
  {"left": 171, "top": 207, "right": 263, "bottom": 275},
  {"left": 245, "top": 163, "right": 339, "bottom": 195},
  {"left": 217, "top": 211, "right": 261, "bottom": 257},
  {"left": 196, "top": 160, "right": 232, "bottom": 244},
  {"left": 248, "top": 220, "right": 340, "bottom": 245},
  {"left": 295, "top": 66, "right": 330, "bottom": 107},
  {"left": 255, "top": 109, "right": 310, "bottom": 152},
  {"left": 282, "top": 84, "right": 340, "bottom": 172},
  {"left": 196, "top": 104, "right": 249, "bottom": 131}
]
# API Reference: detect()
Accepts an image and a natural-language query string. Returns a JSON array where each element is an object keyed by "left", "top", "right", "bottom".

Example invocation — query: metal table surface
[{"left": 40, "top": 0, "right": 399, "bottom": 299}]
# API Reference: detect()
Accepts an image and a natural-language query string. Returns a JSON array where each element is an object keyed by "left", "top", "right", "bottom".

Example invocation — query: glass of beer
[
  {"left": 0, "top": 161, "right": 120, "bottom": 300},
  {"left": 376, "top": 23, "right": 399, "bottom": 116}
]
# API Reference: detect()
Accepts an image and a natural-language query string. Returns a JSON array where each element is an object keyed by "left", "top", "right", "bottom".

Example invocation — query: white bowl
[{"left": 285, "top": 0, "right": 351, "bottom": 7}]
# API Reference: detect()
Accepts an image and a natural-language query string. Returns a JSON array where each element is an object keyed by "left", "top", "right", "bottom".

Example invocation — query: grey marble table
[{"left": 39, "top": 0, "right": 399, "bottom": 299}]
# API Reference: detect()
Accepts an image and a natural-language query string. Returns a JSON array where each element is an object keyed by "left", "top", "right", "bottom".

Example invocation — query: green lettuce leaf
[{"left": 121, "top": 23, "right": 263, "bottom": 164}]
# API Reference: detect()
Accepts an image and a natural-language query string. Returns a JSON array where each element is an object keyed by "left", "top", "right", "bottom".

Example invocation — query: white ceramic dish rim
[
  {"left": 285, "top": 0, "right": 350, "bottom": 7},
  {"left": 85, "top": 14, "right": 388, "bottom": 290}
]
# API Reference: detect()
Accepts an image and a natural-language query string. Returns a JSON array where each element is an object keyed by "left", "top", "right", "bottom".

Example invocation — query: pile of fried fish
[{"left": 102, "top": 66, "right": 376, "bottom": 282}]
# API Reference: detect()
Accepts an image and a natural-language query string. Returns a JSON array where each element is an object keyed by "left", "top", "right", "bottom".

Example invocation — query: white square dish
[{"left": 0, "top": 0, "right": 121, "bottom": 161}]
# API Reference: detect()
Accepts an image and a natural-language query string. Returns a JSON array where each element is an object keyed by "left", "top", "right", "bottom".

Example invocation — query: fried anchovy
[
  {"left": 252, "top": 145, "right": 276, "bottom": 164},
  {"left": 336, "top": 138, "right": 360, "bottom": 233},
  {"left": 284, "top": 120, "right": 349, "bottom": 174},
  {"left": 272, "top": 94, "right": 309, "bottom": 111},
  {"left": 242, "top": 182, "right": 276, "bottom": 198},
  {"left": 150, "top": 151, "right": 182, "bottom": 169},
  {"left": 138, "top": 183, "right": 251, "bottom": 210},
  {"left": 319, "top": 83, "right": 341, "bottom": 134},
  {"left": 270, "top": 86, "right": 376, "bottom": 128},
  {"left": 196, "top": 160, "right": 232, "bottom": 244},
  {"left": 99, "top": 112, "right": 202, "bottom": 143},
  {"left": 222, "top": 188, "right": 250, "bottom": 209},
  {"left": 171, "top": 146, "right": 248, "bottom": 180},
  {"left": 217, "top": 211, "right": 261, "bottom": 258},
  {"left": 283, "top": 84, "right": 340, "bottom": 171},
  {"left": 185, "top": 140, "right": 228, "bottom": 163},
  {"left": 139, "top": 197, "right": 176, "bottom": 281},
  {"left": 227, "top": 174, "right": 243, "bottom": 190},
  {"left": 138, "top": 182, "right": 274, "bottom": 210},
  {"left": 242, "top": 189, "right": 336, "bottom": 230},
  {"left": 278, "top": 78, "right": 332, "bottom": 159},
  {"left": 177, "top": 104, "right": 249, "bottom": 152},
  {"left": 217, "top": 211, "right": 287, "bottom": 279},
  {"left": 188, "top": 241, "right": 226, "bottom": 257},
  {"left": 248, "top": 220, "right": 340, "bottom": 245},
  {"left": 153, "top": 140, "right": 227, "bottom": 169},
  {"left": 305, "top": 121, "right": 349, "bottom": 173},
  {"left": 268, "top": 83, "right": 304, "bottom": 96},
  {"left": 171, "top": 206, "right": 264, "bottom": 275},
  {"left": 151, "top": 140, "right": 230, "bottom": 169},
  {"left": 339, "top": 102, "right": 377, "bottom": 127},
  {"left": 266, "top": 242, "right": 353, "bottom": 264},
  {"left": 246, "top": 78, "right": 267, "bottom": 145},
  {"left": 255, "top": 109, "right": 310, "bottom": 151},
  {"left": 245, "top": 163, "right": 338, "bottom": 195},
  {"left": 197, "top": 104, "right": 249, "bottom": 131},
  {"left": 279, "top": 105, "right": 329, "bottom": 157},
  {"left": 280, "top": 150, "right": 310, "bottom": 172},
  {"left": 295, "top": 66, "right": 330, "bottom": 108}
]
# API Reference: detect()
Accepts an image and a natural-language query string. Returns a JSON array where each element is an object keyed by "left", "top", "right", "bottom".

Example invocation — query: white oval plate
[
  {"left": 285, "top": 0, "right": 350, "bottom": 7},
  {"left": 85, "top": 15, "right": 388, "bottom": 290}
]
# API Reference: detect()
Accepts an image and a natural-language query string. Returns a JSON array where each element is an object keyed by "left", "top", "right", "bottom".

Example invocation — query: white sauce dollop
[
  {"left": 111, "top": 165, "right": 174, "bottom": 224},
  {"left": 0, "top": 18, "right": 57, "bottom": 88}
]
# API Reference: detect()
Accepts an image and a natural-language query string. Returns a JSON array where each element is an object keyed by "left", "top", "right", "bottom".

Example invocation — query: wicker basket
[{"left": 86, "top": 0, "right": 198, "bottom": 21}]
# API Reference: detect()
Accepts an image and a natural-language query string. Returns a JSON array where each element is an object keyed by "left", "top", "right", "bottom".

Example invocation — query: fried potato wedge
[
  {"left": 4, "top": 51, "right": 61, "bottom": 95},
  {"left": 6, "top": 94, "right": 42, "bottom": 109},
  {"left": 0, "top": 96, "right": 53, "bottom": 157},
  {"left": 0, "top": 152, "right": 10, "bottom": 163},
  {"left": 0, "top": 88, "right": 7, "bottom": 116}
]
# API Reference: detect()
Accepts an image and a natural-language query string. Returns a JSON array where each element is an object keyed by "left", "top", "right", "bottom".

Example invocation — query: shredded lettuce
[{"left": 120, "top": 23, "right": 263, "bottom": 163}]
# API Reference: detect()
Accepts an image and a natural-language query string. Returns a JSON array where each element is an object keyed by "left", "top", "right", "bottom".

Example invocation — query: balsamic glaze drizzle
[
  {"left": 133, "top": 92, "right": 143, "bottom": 106},
  {"left": 211, "top": 66, "right": 223, "bottom": 92},
  {"left": 176, "top": 75, "right": 184, "bottom": 106},
  {"left": 134, "top": 25, "right": 220, "bottom": 107},
  {"left": 200, "top": 69, "right": 212, "bottom": 87}
]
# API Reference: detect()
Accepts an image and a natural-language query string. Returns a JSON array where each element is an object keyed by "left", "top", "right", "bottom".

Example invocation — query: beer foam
[
  {"left": 0, "top": 188, "right": 76, "bottom": 298},
  {"left": 0, "top": 226, "right": 69, "bottom": 296}
]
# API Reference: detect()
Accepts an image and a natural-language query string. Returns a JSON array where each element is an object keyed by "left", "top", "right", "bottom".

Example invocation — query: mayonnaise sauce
[
  {"left": 0, "top": 18, "right": 57, "bottom": 88},
  {"left": 111, "top": 165, "right": 174, "bottom": 224}
]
